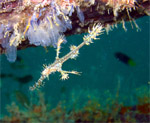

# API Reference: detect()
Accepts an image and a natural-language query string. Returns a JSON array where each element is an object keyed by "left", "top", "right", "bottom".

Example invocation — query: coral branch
[{"left": 0, "top": 0, "right": 149, "bottom": 55}]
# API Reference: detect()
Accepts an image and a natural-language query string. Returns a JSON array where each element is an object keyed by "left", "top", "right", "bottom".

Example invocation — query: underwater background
[{"left": 0, "top": 16, "right": 149, "bottom": 122}]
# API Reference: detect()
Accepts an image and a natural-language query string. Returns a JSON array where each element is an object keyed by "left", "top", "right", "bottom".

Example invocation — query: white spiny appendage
[
  {"left": 9, "top": 23, "right": 22, "bottom": 47},
  {"left": 70, "top": 45, "right": 79, "bottom": 59},
  {"left": 60, "top": 71, "right": 69, "bottom": 80},
  {"left": 41, "top": 64, "right": 51, "bottom": 78},
  {"left": 56, "top": 35, "right": 66, "bottom": 59},
  {"left": 42, "top": 63, "right": 62, "bottom": 77},
  {"left": 83, "top": 23, "right": 103, "bottom": 45},
  {"left": 60, "top": 70, "right": 81, "bottom": 80}
]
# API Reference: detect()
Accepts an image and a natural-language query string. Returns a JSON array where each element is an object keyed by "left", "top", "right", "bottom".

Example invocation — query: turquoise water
[{"left": 0, "top": 16, "right": 149, "bottom": 117}]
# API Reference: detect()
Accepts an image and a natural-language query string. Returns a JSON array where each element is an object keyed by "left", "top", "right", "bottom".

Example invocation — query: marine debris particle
[
  {"left": 30, "top": 23, "right": 103, "bottom": 91},
  {"left": 0, "top": 0, "right": 149, "bottom": 62}
]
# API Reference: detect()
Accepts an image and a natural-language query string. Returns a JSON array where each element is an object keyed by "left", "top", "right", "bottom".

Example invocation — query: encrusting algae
[{"left": 1, "top": 86, "right": 150, "bottom": 122}]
